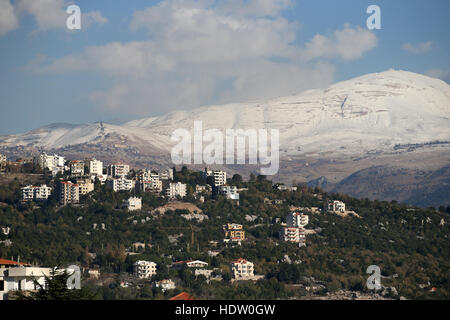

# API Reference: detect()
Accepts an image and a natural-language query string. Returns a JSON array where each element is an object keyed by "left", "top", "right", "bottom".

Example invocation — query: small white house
[{"left": 123, "top": 197, "right": 142, "bottom": 211}]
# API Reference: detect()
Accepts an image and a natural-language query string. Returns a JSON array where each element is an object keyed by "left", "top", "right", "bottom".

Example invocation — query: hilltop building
[
  {"left": 230, "top": 258, "right": 254, "bottom": 279},
  {"left": 107, "top": 163, "right": 130, "bottom": 178},
  {"left": 88, "top": 159, "right": 103, "bottom": 176},
  {"left": 166, "top": 182, "right": 187, "bottom": 199}
]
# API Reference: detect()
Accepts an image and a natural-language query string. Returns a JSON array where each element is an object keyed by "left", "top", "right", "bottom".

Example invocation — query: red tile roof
[
  {"left": 0, "top": 258, "right": 29, "bottom": 266},
  {"left": 169, "top": 292, "right": 197, "bottom": 300}
]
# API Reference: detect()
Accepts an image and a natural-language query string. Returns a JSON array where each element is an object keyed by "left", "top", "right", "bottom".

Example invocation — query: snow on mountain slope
[{"left": 1, "top": 69, "right": 449, "bottom": 157}]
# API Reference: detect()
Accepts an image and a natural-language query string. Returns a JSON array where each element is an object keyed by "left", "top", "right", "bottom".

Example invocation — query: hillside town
[{"left": 0, "top": 151, "right": 448, "bottom": 300}]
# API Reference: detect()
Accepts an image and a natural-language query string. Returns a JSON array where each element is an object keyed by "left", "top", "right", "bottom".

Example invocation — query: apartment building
[
  {"left": 138, "top": 170, "right": 160, "bottom": 182},
  {"left": 21, "top": 184, "right": 52, "bottom": 201},
  {"left": 326, "top": 200, "right": 346, "bottom": 213},
  {"left": 107, "top": 163, "right": 130, "bottom": 178},
  {"left": 133, "top": 261, "right": 157, "bottom": 279},
  {"left": 223, "top": 223, "right": 246, "bottom": 241},
  {"left": 280, "top": 211, "right": 308, "bottom": 244},
  {"left": 166, "top": 182, "right": 187, "bottom": 199},
  {"left": 138, "top": 180, "right": 163, "bottom": 193},
  {"left": 59, "top": 181, "right": 80, "bottom": 205},
  {"left": 0, "top": 154, "right": 6, "bottom": 164},
  {"left": 220, "top": 185, "right": 239, "bottom": 200},
  {"left": 34, "top": 152, "right": 65, "bottom": 172},
  {"left": 279, "top": 227, "right": 306, "bottom": 243},
  {"left": 70, "top": 160, "right": 85, "bottom": 176},
  {"left": 76, "top": 179, "right": 94, "bottom": 195},
  {"left": 88, "top": 159, "right": 103, "bottom": 176},
  {"left": 230, "top": 258, "right": 254, "bottom": 279},
  {"left": 287, "top": 211, "right": 309, "bottom": 228},
  {"left": 204, "top": 168, "right": 227, "bottom": 186},
  {"left": 123, "top": 197, "right": 142, "bottom": 211},
  {"left": 0, "top": 258, "right": 52, "bottom": 300},
  {"left": 107, "top": 177, "right": 135, "bottom": 192},
  {"left": 172, "top": 260, "right": 208, "bottom": 270}
]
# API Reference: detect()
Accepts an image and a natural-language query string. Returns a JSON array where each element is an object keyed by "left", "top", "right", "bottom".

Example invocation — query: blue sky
[{"left": 0, "top": 0, "right": 449, "bottom": 135}]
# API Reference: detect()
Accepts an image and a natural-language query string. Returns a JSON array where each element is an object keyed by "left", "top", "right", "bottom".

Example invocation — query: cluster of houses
[{"left": 132, "top": 256, "right": 260, "bottom": 287}]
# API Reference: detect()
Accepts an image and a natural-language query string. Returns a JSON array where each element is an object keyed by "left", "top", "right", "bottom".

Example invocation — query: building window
[{"left": 0, "top": 280, "right": 4, "bottom": 291}]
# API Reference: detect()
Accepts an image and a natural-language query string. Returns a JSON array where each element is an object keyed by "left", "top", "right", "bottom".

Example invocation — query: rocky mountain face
[{"left": 1, "top": 69, "right": 449, "bottom": 207}]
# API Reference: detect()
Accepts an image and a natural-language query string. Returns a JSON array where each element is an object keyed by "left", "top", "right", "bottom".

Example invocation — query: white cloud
[
  {"left": 15, "top": 0, "right": 107, "bottom": 32},
  {"left": 402, "top": 41, "right": 432, "bottom": 54},
  {"left": 0, "top": 0, "right": 19, "bottom": 36},
  {"left": 27, "top": 0, "right": 377, "bottom": 116},
  {"left": 425, "top": 68, "right": 450, "bottom": 84},
  {"left": 302, "top": 24, "right": 378, "bottom": 61}
]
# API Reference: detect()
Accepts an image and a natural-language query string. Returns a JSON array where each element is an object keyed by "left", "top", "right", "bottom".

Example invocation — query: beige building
[
  {"left": 59, "top": 181, "right": 79, "bottom": 205},
  {"left": 223, "top": 223, "right": 245, "bottom": 241},
  {"left": 76, "top": 179, "right": 94, "bottom": 195},
  {"left": 230, "top": 258, "right": 254, "bottom": 279}
]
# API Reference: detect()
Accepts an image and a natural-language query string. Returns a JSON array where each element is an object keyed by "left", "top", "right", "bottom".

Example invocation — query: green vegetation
[{"left": 0, "top": 167, "right": 448, "bottom": 300}]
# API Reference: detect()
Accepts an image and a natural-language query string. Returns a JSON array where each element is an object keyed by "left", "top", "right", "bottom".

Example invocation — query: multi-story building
[
  {"left": 138, "top": 170, "right": 159, "bottom": 182},
  {"left": 69, "top": 160, "right": 85, "bottom": 176},
  {"left": 107, "top": 163, "right": 130, "bottom": 178},
  {"left": 230, "top": 258, "right": 254, "bottom": 279},
  {"left": 223, "top": 223, "right": 245, "bottom": 241},
  {"left": 204, "top": 168, "right": 227, "bottom": 187},
  {"left": 326, "top": 200, "right": 346, "bottom": 213},
  {"left": 286, "top": 211, "right": 309, "bottom": 228},
  {"left": 76, "top": 179, "right": 94, "bottom": 195},
  {"left": 59, "top": 181, "right": 79, "bottom": 205},
  {"left": 0, "top": 258, "right": 52, "bottom": 300},
  {"left": 280, "top": 211, "right": 308, "bottom": 245},
  {"left": 34, "top": 152, "right": 65, "bottom": 172},
  {"left": 88, "top": 159, "right": 103, "bottom": 176},
  {"left": 133, "top": 261, "right": 157, "bottom": 279},
  {"left": 138, "top": 180, "right": 163, "bottom": 193},
  {"left": 21, "top": 185, "right": 52, "bottom": 201},
  {"left": 106, "top": 177, "right": 135, "bottom": 192},
  {"left": 279, "top": 227, "right": 306, "bottom": 243},
  {"left": 123, "top": 197, "right": 142, "bottom": 211},
  {"left": 0, "top": 154, "right": 6, "bottom": 164},
  {"left": 166, "top": 182, "right": 187, "bottom": 199},
  {"left": 220, "top": 186, "right": 239, "bottom": 200}
]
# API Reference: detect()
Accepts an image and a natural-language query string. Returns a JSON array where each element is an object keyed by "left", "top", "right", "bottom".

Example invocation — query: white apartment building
[
  {"left": 59, "top": 181, "right": 80, "bottom": 205},
  {"left": 133, "top": 260, "right": 157, "bottom": 279},
  {"left": 69, "top": 160, "right": 84, "bottom": 176},
  {"left": 204, "top": 168, "right": 227, "bottom": 186},
  {"left": 138, "top": 170, "right": 160, "bottom": 182},
  {"left": 327, "top": 200, "right": 346, "bottom": 213},
  {"left": 0, "top": 154, "right": 6, "bottom": 164},
  {"left": 21, "top": 184, "right": 52, "bottom": 201},
  {"left": 287, "top": 211, "right": 309, "bottom": 228},
  {"left": 34, "top": 152, "right": 65, "bottom": 172},
  {"left": 88, "top": 159, "right": 103, "bottom": 176},
  {"left": 123, "top": 197, "right": 142, "bottom": 211},
  {"left": 279, "top": 227, "right": 306, "bottom": 243},
  {"left": 220, "top": 186, "right": 239, "bottom": 200},
  {"left": 0, "top": 259, "right": 52, "bottom": 300},
  {"left": 166, "top": 182, "right": 187, "bottom": 199},
  {"left": 107, "top": 177, "right": 135, "bottom": 192},
  {"left": 230, "top": 258, "right": 254, "bottom": 279},
  {"left": 107, "top": 163, "right": 130, "bottom": 178}
]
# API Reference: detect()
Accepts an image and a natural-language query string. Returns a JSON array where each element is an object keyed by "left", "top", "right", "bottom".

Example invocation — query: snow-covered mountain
[{"left": 1, "top": 69, "right": 449, "bottom": 158}]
